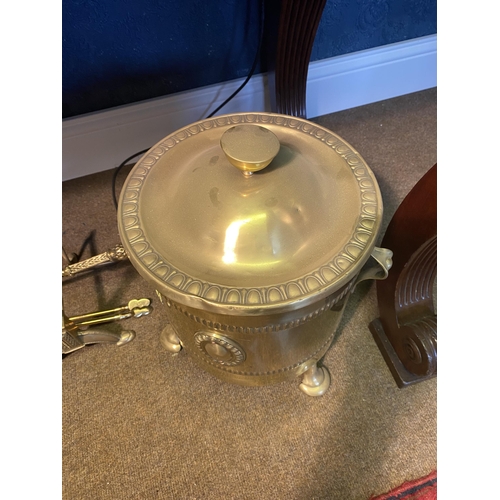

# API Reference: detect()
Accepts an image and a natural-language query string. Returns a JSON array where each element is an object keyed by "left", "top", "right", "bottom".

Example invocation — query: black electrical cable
[
  {"left": 112, "top": 0, "right": 265, "bottom": 211},
  {"left": 205, "top": 1, "right": 264, "bottom": 119}
]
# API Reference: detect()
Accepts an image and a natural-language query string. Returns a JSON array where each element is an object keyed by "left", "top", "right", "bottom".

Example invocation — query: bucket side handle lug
[{"left": 355, "top": 247, "right": 393, "bottom": 285}]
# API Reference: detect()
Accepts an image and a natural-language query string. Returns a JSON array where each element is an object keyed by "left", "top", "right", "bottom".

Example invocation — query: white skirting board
[{"left": 62, "top": 34, "right": 436, "bottom": 181}]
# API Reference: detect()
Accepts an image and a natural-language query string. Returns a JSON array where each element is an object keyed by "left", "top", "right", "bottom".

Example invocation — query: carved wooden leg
[
  {"left": 266, "top": 0, "right": 327, "bottom": 118},
  {"left": 369, "top": 165, "right": 437, "bottom": 387}
]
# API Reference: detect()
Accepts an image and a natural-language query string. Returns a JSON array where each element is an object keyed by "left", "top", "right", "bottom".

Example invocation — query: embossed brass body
[
  {"left": 117, "top": 113, "right": 391, "bottom": 394},
  {"left": 158, "top": 280, "right": 353, "bottom": 386}
]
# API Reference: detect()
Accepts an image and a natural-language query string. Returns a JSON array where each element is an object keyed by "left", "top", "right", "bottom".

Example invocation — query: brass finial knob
[{"left": 220, "top": 124, "right": 280, "bottom": 176}]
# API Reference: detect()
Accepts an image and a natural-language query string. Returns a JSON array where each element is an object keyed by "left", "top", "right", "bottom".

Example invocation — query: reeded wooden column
[{"left": 266, "top": 0, "right": 327, "bottom": 118}]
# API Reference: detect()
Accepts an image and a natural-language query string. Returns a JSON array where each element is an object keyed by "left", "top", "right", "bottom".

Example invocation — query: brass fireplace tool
[
  {"left": 62, "top": 244, "right": 152, "bottom": 354},
  {"left": 62, "top": 243, "right": 128, "bottom": 278}
]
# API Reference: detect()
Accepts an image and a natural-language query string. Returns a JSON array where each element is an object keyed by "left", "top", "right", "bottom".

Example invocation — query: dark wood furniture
[
  {"left": 266, "top": 0, "right": 327, "bottom": 117},
  {"left": 369, "top": 164, "right": 437, "bottom": 387}
]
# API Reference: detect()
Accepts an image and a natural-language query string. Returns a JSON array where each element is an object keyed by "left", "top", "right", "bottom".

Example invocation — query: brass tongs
[{"left": 62, "top": 298, "right": 152, "bottom": 354}]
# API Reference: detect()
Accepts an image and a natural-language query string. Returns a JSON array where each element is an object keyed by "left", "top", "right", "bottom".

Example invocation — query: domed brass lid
[{"left": 118, "top": 113, "right": 383, "bottom": 315}]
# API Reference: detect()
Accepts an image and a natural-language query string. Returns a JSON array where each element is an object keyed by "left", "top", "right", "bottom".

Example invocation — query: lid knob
[{"left": 220, "top": 124, "right": 280, "bottom": 176}]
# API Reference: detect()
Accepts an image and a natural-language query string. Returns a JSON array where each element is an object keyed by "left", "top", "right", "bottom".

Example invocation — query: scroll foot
[
  {"left": 299, "top": 363, "right": 331, "bottom": 397},
  {"left": 116, "top": 330, "right": 136, "bottom": 346},
  {"left": 160, "top": 324, "right": 182, "bottom": 353},
  {"left": 77, "top": 328, "right": 135, "bottom": 347}
]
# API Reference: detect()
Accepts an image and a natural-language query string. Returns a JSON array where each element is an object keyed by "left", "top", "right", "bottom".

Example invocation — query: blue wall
[{"left": 62, "top": 0, "right": 436, "bottom": 119}]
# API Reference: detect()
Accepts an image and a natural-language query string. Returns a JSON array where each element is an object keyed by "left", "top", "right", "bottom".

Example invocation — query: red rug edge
[{"left": 369, "top": 470, "right": 437, "bottom": 500}]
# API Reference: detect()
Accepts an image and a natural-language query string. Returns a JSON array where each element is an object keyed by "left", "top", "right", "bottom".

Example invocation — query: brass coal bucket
[{"left": 118, "top": 113, "right": 392, "bottom": 396}]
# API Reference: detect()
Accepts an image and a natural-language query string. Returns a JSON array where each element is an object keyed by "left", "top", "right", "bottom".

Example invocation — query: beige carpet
[{"left": 62, "top": 88, "right": 437, "bottom": 500}]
